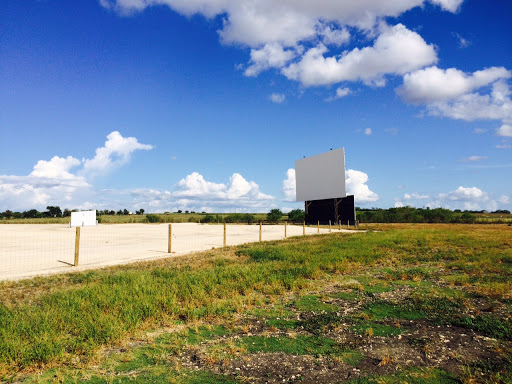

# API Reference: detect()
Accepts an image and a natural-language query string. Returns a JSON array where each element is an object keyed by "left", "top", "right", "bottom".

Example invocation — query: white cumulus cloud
[
  {"left": 100, "top": 0, "right": 464, "bottom": 90},
  {"left": 245, "top": 43, "right": 297, "bottom": 77},
  {"left": 395, "top": 186, "right": 509, "bottom": 211},
  {"left": 403, "top": 193, "right": 430, "bottom": 200},
  {"left": 282, "top": 24, "right": 437, "bottom": 87},
  {"left": 439, "top": 186, "right": 486, "bottom": 201},
  {"left": 345, "top": 169, "right": 379, "bottom": 204},
  {"left": 497, "top": 124, "right": 512, "bottom": 137},
  {"left": 398, "top": 66, "right": 511, "bottom": 103},
  {"left": 320, "top": 25, "right": 350, "bottom": 46},
  {"left": 326, "top": 87, "right": 351, "bottom": 102},
  {"left": 282, "top": 169, "right": 296, "bottom": 202},
  {"left": 30, "top": 156, "right": 82, "bottom": 179},
  {"left": 269, "top": 93, "right": 286, "bottom": 104},
  {"left": 0, "top": 131, "right": 153, "bottom": 211},
  {"left": 430, "top": 0, "right": 464, "bottom": 12},
  {"left": 399, "top": 69, "right": 512, "bottom": 136},
  {"left": 174, "top": 172, "right": 226, "bottom": 199},
  {"left": 82, "top": 131, "right": 153, "bottom": 177},
  {"left": 171, "top": 172, "right": 275, "bottom": 212}
]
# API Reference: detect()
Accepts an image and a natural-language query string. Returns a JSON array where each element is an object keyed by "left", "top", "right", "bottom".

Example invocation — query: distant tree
[
  {"left": 287, "top": 209, "right": 305, "bottom": 224},
  {"left": 46, "top": 206, "right": 62, "bottom": 218},
  {"left": 3, "top": 210, "right": 13, "bottom": 219},
  {"left": 139, "top": 208, "right": 145, "bottom": 215},
  {"left": 116, "top": 210, "right": 123, "bottom": 215},
  {"left": 123, "top": 209, "right": 129, "bottom": 215},
  {"left": 267, "top": 209, "right": 283, "bottom": 223},
  {"left": 177, "top": 210, "right": 182, "bottom": 214},
  {"left": 12, "top": 212, "right": 22, "bottom": 219},
  {"left": 63, "top": 209, "right": 71, "bottom": 217},
  {"left": 185, "top": 210, "right": 189, "bottom": 214},
  {"left": 23, "top": 209, "right": 41, "bottom": 218},
  {"left": 459, "top": 211, "right": 476, "bottom": 223}
]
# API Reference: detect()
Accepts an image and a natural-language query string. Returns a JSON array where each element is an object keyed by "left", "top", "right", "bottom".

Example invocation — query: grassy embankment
[{"left": 0, "top": 224, "right": 511, "bottom": 383}]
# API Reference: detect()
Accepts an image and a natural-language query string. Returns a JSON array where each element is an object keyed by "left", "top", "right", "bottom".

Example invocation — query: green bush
[
  {"left": 287, "top": 209, "right": 305, "bottom": 224},
  {"left": 267, "top": 209, "right": 283, "bottom": 223},
  {"left": 146, "top": 214, "right": 160, "bottom": 223},
  {"left": 202, "top": 214, "right": 222, "bottom": 223},
  {"left": 224, "top": 213, "right": 257, "bottom": 224}
]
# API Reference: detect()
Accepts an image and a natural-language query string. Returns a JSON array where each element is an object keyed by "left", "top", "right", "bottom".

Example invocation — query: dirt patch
[{"left": 177, "top": 284, "right": 512, "bottom": 383}]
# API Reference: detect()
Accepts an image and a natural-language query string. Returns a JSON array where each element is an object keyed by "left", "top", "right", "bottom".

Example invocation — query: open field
[
  {"left": 0, "top": 224, "right": 511, "bottom": 383},
  {"left": 475, "top": 213, "right": 512, "bottom": 223},
  {"left": 0, "top": 223, "right": 347, "bottom": 281}
]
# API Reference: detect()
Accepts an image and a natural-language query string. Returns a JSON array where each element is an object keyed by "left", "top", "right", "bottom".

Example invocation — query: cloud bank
[
  {"left": 99, "top": 0, "right": 511, "bottom": 135},
  {"left": 398, "top": 68, "right": 512, "bottom": 136},
  {"left": 0, "top": 131, "right": 279, "bottom": 213},
  {"left": 395, "top": 186, "right": 509, "bottom": 211},
  {"left": 1, "top": 132, "right": 152, "bottom": 211}
]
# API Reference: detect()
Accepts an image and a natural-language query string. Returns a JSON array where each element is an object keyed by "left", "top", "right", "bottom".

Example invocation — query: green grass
[
  {"left": 298, "top": 312, "right": 342, "bottom": 334},
  {"left": 235, "top": 334, "right": 361, "bottom": 362},
  {"left": 352, "top": 322, "right": 402, "bottom": 337},
  {"left": 346, "top": 367, "right": 459, "bottom": 384},
  {"left": 1, "top": 224, "right": 511, "bottom": 381},
  {"left": 361, "top": 300, "right": 425, "bottom": 321},
  {"left": 25, "top": 368, "right": 237, "bottom": 384},
  {"left": 292, "top": 294, "right": 338, "bottom": 312}
]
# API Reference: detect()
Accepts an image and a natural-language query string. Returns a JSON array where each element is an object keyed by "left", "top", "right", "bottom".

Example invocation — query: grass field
[{"left": 0, "top": 224, "right": 511, "bottom": 383}]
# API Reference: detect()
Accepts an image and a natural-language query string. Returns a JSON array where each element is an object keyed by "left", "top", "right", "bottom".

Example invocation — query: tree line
[
  {"left": 355, "top": 206, "right": 510, "bottom": 224},
  {"left": 0, "top": 207, "right": 148, "bottom": 219},
  {"left": 2, "top": 205, "right": 508, "bottom": 223}
]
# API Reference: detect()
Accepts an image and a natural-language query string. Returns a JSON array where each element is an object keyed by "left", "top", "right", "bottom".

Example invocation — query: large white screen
[{"left": 295, "top": 147, "right": 346, "bottom": 201}]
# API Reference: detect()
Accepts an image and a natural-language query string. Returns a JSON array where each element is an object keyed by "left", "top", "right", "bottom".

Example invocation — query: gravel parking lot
[{"left": 0, "top": 223, "right": 351, "bottom": 281}]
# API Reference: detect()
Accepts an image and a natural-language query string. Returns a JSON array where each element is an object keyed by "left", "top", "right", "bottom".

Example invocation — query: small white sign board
[{"left": 70, "top": 211, "right": 97, "bottom": 227}]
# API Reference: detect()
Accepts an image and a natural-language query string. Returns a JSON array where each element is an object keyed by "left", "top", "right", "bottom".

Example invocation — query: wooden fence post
[
  {"left": 338, "top": 220, "right": 341, "bottom": 230},
  {"left": 317, "top": 221, "right": 320, "bottom": 233},
  {"left": 168, "top": 224, "right": 172, "bottom": 253},
  {"left": 329, "top": 220, "right": 331, "bottom": 232},
  {"left": 224, "top": 223, "right": 227, "bottom": 247},
  {"left": 74, "top": 227, "right": 80, "bottom": 267},
  {"left": 303, "top": 221, "right": 305, "bottom": 236},
  {"left": 259, "top": 222, "right": 262, "bottom": 242},
  {"left": 284, "top": 221, "right": 287, "bottom": 238}
]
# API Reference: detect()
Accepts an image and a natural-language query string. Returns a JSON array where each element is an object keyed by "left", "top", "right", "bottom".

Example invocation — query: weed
[
  {"left": 292, "top": 295, "right": 338, "bottom": 312},
  {"left": 457, "top": 315, "right": 512, "bottom": 341},
  {"left": 352, "top": 322, "right": 402, "bottom": 337},
  {"left": 361, "top": 300, "right": 425, "bottom": 321},
  {"left": 298, "top": 312, "right": 341, "bottom": 334},
  {"left": 234, "top": 334, "right": 351, "bottom": 359}
]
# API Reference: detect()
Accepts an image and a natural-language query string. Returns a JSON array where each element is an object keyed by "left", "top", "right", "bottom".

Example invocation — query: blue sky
[{"left": 1, "top": 0, "right": 511, "bottom": 213}]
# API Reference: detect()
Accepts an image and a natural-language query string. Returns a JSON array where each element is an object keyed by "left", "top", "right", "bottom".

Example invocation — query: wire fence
[{"left": 0, "top": 222, "right": 347, "bottom": 281}]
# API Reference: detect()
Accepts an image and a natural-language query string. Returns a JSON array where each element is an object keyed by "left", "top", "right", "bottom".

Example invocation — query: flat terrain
[
  {"left": 0, "top": 224, "right": 510, "bottom": 383},
  {"left": 0, "top": 223, "right": 346, "bottom": 281}
]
